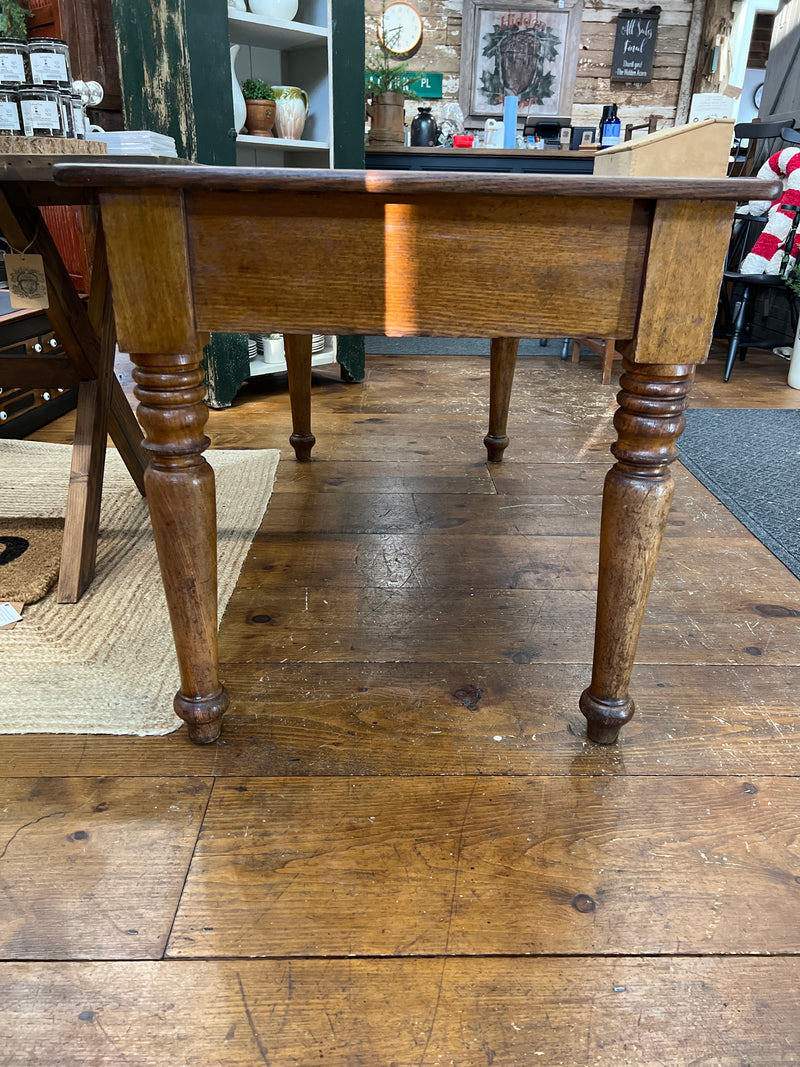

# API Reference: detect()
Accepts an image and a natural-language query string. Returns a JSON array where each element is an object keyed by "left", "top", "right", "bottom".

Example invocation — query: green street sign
[{"left": 409, "top": 72, "right": 443, "bottom": 98}]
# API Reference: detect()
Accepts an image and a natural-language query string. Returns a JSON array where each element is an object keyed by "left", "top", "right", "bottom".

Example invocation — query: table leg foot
[
  {"left": 483, "top": 433, "right": 509, "bottom": 463},
  {"left": 579, "top": 689, "right": 635, "bottom": 744},
  {"left": 175, "top": 688, "right": 230, "bottom": 744},
  {"left": 289, "top": 431, "right": 316, "bottom": 462}
]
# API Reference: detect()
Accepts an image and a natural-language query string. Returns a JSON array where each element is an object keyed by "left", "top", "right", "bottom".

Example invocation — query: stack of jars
[{"left": 0, "top": 37, "right": 86, "bottom": 139}]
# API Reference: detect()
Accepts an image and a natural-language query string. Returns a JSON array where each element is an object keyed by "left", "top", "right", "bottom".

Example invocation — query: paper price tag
[
  {"left": 0, "top": 602, "right": 24, "bottom": 630},
  {"left": 4, "top": 253, "right": 49, "bottom": 310}
]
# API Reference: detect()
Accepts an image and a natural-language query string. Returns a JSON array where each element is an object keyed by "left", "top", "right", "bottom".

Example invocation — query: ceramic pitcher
[{"left": 273, "top": 86, "right": 309, "bottom": 140}]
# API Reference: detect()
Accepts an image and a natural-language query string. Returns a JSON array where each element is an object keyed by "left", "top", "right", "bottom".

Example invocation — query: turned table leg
[
  {"left": 484, "top": 337, "right": 520, "bottom": 463},
  {"left": 132, "top": 351, "right": 229, "bottom": 743},
  {"left": 580, "top": 359, "right": 693, "bottom": 744},
  {"left": 284, "top": 333, "right": 316, "bottom": 461}
]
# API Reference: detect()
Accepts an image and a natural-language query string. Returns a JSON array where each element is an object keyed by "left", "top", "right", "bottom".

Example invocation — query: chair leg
[
  {"left": 601, "top": 338, "right": 615, "bottom": 385},
  {"left": 724, "top": 285, "right": 750, "bottom": 382},
  {"left": 571, "top": 340, "right": 580, "bottom": 363}
]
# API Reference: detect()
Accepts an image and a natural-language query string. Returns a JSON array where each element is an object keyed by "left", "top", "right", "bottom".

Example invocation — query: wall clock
[
  {"left": 378, "top": 1, "right": 423, "bottom": 57},
  {"left": 753, "top": 82, "right": 763, "bottom": 109}
]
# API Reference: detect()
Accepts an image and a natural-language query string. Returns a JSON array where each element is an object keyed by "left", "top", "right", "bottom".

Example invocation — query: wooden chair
[
  {"left": 727, "top": 119, "right": 795, "bottom": 177},
  {"left": 623, "top": 114, "right": 661, "bottom": 142},
  {"left": 570, "top": 337, "right": 623, "bottom": 385},
  {"left": 717, "top": 125, "right": 800, "bottom": 380}
]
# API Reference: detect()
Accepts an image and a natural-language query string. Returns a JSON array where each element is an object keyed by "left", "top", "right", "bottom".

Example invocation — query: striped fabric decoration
[{"left": 739, "top": 148, "right": 800, "bottom": 276}]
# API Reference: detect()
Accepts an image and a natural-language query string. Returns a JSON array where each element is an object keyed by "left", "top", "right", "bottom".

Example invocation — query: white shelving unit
[{"left": 229, "top": 0, "right": 337, "bottom": 375}]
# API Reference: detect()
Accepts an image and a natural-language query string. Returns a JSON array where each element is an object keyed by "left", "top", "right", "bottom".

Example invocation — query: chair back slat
[{"left": 728, "top": 119, "right": 797, "bottom": 177}]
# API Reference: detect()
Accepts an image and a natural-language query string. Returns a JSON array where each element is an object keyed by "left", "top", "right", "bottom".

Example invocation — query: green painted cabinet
[{"left": 111, "top": 0, "right": 365, "bottom": 406}]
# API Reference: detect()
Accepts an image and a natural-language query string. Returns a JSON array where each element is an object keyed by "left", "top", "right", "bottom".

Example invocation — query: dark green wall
[{"left": 332, "top": 0, "right": 366, "bottom": 379}]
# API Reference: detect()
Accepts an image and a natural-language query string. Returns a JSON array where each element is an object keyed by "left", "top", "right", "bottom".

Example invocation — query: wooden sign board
[{"left": 611, "top": 8, "right": 660, "bottom": 83}]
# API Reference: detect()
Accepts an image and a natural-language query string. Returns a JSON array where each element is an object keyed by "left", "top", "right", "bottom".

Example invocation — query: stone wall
[{"left": 365, "top": 0, "right": 694, "bottom": 132}]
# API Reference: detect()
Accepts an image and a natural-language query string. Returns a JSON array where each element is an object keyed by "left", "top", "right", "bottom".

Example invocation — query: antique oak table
[{"left": 45, "top": 164, "right": 780, "bottom": 745}]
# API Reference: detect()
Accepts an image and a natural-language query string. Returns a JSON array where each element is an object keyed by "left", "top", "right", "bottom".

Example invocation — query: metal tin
[
  {"left": 27, "top": 38, "right": 72, "bottom": 88},
  {"left": 0, "top": 88, "right": 22, "bottom": 136},
  {"left": 17, "top": 85, "right": 65, "bottom": 137},
  {"left": 0, "top": 39, "right": 29, "bottom": 85}
]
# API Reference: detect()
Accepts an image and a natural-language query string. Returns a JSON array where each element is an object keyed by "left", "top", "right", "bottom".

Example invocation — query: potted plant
[
  {"left": 365, "top": 55, "right": 420, "bottom": 147},
  {"left": 241, "top": 78, "right": 277, "bottom": 137},
  {"left": 0, "top": 0, "right": 30, "bottom": 37}
]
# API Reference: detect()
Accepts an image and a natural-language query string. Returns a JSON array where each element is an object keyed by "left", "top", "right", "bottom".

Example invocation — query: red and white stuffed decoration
[{"left": 738, "top": 147, "right": 800, "bottom": 275}]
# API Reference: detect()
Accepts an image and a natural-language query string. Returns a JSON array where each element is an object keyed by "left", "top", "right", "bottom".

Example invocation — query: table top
[{"left": 46, "top": 163, "right": 782, "bottom": 203}]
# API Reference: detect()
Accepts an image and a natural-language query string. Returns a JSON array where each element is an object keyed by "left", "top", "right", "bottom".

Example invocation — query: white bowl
[{"left": 247, "top": 0, "right": 298, "bottom": 19}]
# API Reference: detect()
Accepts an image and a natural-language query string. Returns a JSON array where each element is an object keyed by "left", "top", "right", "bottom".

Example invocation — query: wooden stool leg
[
  {"left": 580, "top": 359, "right": 693, "bottom": 743},
  {"left": 484, "top": 337, "right": 519, "bottom": 463},
  {"left": 571, "top": 340, "right": 581, "bottom": 363},
  {"left": 601, "top": 338, "right": 615, "bottom": 385},
  {"left": 57, "top": 226, "right": 117, "bottom": 603},
  {"left": 132, "top": 350, "right": 229, "bottom": 744},
  {"left": 109, "top": 380, "right": 147, "bottom": 495},
  {"left": 284, "top": 333, "right": 316, "bottom": 461},
  {"left": 56, "top": 375, "right": 113, "bottom": 603}
]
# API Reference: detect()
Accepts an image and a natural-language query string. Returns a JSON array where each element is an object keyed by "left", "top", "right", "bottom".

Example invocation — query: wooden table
[{"left": 45, "top": 164, "right": 780, "bottom": 746}]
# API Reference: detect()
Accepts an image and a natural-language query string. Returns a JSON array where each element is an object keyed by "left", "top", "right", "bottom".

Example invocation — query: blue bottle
[{"left": 601, "top": 104, "right": 621, "bottom": 148}]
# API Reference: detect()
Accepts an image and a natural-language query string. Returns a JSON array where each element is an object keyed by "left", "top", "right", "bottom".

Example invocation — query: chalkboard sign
[{"left": 611, "top": 7, "right": 660, "bottom": 83}]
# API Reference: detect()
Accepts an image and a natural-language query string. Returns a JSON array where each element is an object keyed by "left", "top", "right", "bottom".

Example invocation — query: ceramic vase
[
  {"left": 273, "top": 85, "right": 309, "bottom": 140},
  {"left": 247, "top": 0, "right": 299, "bottom": 18},
  {"left": 788, "top": 321, "right": 800, "bottom": 389},
  {"left": 230, "top": 45, "right": 246, "bottom": 133}
]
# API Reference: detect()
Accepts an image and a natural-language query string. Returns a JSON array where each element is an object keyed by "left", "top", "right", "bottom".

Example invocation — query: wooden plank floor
[{"left": 4, "top": 344, "right": 800, "bottom": 1064}]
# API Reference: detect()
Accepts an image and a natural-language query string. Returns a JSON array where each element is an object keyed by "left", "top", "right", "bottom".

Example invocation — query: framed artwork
[{"left": 459, "top": 0, "right": 584, "bottom": 126}]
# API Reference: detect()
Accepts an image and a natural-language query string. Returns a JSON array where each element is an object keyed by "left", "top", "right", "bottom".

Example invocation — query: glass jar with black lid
[
  {"left": 0, "top": 39, "right": 29, "bottom": 85},
  {"left": 18, "top": 85, "right": 65, "bottom": 137},
  {"left": 0, "top": 88, "right": 22, "bottom": 136},
  {"left": 27, "top": 38, "right": 72, "bottom": 89}
]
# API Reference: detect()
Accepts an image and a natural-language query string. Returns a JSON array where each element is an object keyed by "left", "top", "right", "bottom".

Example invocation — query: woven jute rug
[
  {"left": 0, "top": 517, "right": 64, "bottom": 603},
  {"left": 0, "top": 440, "right": 280, "bottom": 736}
]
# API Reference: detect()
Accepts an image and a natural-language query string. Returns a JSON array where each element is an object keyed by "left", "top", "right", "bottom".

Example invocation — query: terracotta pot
[
  {"left": 366, "top": 91, "right": 405, "bottom": 146},
  {"left": 244, "top": 98, "right": 276, "bottom": 137}
]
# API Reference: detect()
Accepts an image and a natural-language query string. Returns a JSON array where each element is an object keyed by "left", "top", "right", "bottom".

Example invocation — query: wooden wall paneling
[
  {"left": 758, "top": 0, "right": 800, "bottom": 126},
  {"left": 26, "top": 0, "right": 61, "bottom": 37},
  {"left": 58, "top": 0, "right": 123, "bottom": 126}
]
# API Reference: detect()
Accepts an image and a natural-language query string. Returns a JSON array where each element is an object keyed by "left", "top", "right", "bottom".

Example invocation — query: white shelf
[
  {"left": 229, "top": 2, "right": 336, "bottom": 377},
  {"left": 228, "top": 11, "right": 328, "bottom": 50},
  {"left": 236, "top": 133, "right": 329, "bottom": 150}
]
